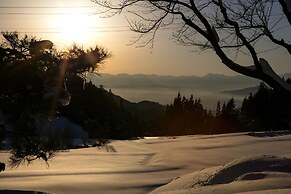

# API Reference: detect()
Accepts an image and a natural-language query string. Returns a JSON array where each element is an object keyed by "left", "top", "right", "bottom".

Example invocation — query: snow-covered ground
[{"left": 0, "top": 132, "right": 291, "bottom": 194}]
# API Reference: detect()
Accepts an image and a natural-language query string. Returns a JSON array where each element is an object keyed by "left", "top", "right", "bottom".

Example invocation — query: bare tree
[{"left": 92, "top": 0, "right": 291, "bottom": 95}]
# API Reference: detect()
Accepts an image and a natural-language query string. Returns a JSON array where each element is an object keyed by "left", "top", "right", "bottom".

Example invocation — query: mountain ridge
[{"left": 88, "top": 72, "right": 291, "bottom": 108}]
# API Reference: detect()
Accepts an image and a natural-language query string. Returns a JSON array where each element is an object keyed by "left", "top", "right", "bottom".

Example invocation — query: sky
[{"left": 0, "top": 0, "right": 290, "bottom": 76}]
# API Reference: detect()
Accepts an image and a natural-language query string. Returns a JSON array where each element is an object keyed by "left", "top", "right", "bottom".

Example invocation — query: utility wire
[
  {"left": 0, "top": 27, "right": 178, "bottom": 34},
  {"left": 0, "top": 26, "right": 132, "bottom": 33},
  {"left": 0, "top": 26, "right": 130, "bottom": 30},
  {"left": 0, "top": 12, "right": 98, "bottom": 15},
  {"left": 0, "top": 26, "right": 178, "bottom": 32},
  {"left": 0, "top": 6, "right": 99, "bottom": 9},
  {"left": 1, "top": 30, "right": 132, "bottom": 34}
]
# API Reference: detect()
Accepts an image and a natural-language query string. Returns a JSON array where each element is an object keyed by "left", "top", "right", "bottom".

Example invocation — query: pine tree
[{"left": 216, "top": 101, "right": 221, "bottom": 118}]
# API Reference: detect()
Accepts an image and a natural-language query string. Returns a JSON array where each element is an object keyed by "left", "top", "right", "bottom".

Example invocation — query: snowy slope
[{"left": 0, "top": 132, "right": 291, "bottom": 194}]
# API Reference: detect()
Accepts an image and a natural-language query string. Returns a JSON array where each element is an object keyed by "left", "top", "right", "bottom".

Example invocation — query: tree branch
[
  {"left": 278, "top": 0, "right": 291, "bottom": 26},
  {"left": 263, "top": 28, "right": 291, "bottom": 54},
  {"left": 213, "top": 0, "right": 261, "bottom": 70}
]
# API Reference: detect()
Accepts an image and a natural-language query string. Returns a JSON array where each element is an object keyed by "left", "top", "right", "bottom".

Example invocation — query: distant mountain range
[
  {"left": 91, "top": 73, "right": 258, "bottom": 90},
  {"left": 89, "top": 73, "right": 291, "bottom": 109}
]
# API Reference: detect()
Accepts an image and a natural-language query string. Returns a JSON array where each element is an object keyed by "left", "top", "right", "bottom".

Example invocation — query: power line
[
  {"left": 0, "top": 6, "right": 99, "bottom": 9},
  {"left": 0, "top": 27, "right": 178, "bottom": 34},
  {"left": 0, "top": 29, "right": 132, "bottom": 34},
  {"left": 0, "top": 26, "right": 130, "bottom": 30},
  {"left": 0, "top": 26, "right": 132, "bottom": 33},
  {"left": 0, "top": 12, "right": 98, "bottom": 15},
  {"left": 0, "top": 25, "right": 178, "bottom": 31}
]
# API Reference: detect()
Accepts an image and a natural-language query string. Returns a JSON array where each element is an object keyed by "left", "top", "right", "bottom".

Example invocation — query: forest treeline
[
  {"left": 62, "top": 79, "right": 291, "bottom": 138},
  {"left": 1, "top": 62, "right": 291, "bottom": 142},
  {"left": 158, "top": 81, "right": 291, "bottom": 136}
]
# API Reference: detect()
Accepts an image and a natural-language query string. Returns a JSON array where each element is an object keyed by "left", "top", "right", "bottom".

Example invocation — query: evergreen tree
[
  {"left": 173, "top": 92, "right": 182, "bottom": 113},
  {"left": 216, "top": 101, "right": 221, "bottom": 118},
  {"left": 241, "top": 82, "right": 291, "bottom": 131},
  {"left": 162, "top": 94, "right": 211, "bottom": 135},
  {"left": 0, "top": 32, "right": 111, "bottom": 166}
]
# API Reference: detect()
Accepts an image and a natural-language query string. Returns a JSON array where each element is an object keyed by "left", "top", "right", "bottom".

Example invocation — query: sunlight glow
[{"left": 54, "top": 10, "right": 95, "bottom": 44}]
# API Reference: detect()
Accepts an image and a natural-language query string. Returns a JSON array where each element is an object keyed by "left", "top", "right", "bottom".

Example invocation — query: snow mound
[
  {"left": 151, "top": 155, "right": 291, "bottom": 194},
  {"left": 205, "top": 155, "right": 291, "bottom": 185}
]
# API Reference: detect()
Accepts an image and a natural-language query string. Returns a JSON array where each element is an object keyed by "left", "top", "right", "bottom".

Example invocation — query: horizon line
[{"left": 92, "top": 72, "right": 291, "bottom": 78}]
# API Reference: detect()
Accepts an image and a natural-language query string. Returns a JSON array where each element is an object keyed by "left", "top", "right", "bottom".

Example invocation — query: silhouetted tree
[
  {"left": 0, "top": 32, "right": 111, "bottom": 167},
  {"left": 93, "top": 0, "right": 291, "bottom": 95},
  {"left": 173, "top": 92, "right": 182, "bottom": 113},
  {"left": 214, "top": 98, "right": 240, "bottom": 133},
  {"left": 241, "top": 82, "right": 291, "bottom": 131},
  {"left": 163, "top": 93, "right": 211, "bottom": 135},
  {"left": 216, "top": 101, "right": 221, "bottom": 118}
]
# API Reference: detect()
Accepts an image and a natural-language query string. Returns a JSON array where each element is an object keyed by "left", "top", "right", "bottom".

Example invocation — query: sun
[{"left": 55, "top": 11, "right": 94, "bottom": 44}]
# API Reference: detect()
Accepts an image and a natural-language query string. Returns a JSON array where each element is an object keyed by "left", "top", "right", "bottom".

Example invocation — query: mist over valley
[{"left": 89, "top": 73, "right": 291, "bottom": 109}]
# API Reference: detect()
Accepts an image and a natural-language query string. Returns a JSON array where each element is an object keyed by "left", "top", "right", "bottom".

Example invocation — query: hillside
[{"left": 104, "top": 88, "right": 165, "bottom": 122}]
